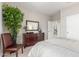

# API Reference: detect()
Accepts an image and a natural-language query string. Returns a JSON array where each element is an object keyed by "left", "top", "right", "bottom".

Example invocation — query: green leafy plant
[{"left": 2, "top": 4, "right": 23, "bottom": 44}]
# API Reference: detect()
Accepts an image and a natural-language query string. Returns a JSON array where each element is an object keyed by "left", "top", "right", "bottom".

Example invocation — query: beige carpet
[{"left": 0, "top": 46, "right": 32, "bottom": 57}]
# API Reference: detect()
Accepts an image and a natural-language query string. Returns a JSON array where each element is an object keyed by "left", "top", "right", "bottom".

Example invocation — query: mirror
[{"left": 26, "top": 20, "right": 39, "bottom": 31}]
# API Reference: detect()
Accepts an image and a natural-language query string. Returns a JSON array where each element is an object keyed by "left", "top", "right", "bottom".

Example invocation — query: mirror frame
[{"left": 26, "top": 20, "right": 39, "bottom": 31}]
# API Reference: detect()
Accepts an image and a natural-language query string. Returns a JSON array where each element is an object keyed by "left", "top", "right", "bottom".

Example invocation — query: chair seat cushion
[{"left": 6, "top": 44, "right": 23, "bottom": 51}]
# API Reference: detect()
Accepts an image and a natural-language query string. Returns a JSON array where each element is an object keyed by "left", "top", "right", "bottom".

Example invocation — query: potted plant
[{"left": 2, "top": 4, "right": 23, "bottom": 44}]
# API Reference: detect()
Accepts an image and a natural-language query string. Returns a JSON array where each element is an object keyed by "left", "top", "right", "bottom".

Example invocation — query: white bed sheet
[{"left": 28, "top": 38, "right": 79, "bottom": 57}]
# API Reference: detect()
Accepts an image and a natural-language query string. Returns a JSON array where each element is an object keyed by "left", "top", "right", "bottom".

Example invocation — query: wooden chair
[{"left": 1, "top": 33, "right": 23, "bottom": 57}]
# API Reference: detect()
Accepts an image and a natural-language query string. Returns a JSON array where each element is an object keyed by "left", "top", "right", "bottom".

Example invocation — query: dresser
[{"left": 23, "top": 32, "right": 44, "bottom": 48}]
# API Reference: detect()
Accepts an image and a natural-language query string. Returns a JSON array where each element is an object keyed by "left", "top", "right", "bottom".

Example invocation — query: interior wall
[
  {"left": 0, "top": 3, "right": 3, "bottom": 52},
  {"left": 51, "top": 3, "right": 79, "bottom": 39},
  {"left": 2, "top": 2, "right": 50, "bottom": 43},
  {"left": 61, "top": 3, "right": 79, "bottom": 40},
  {"left": 3, "top": 2, "right": 79, "bottom": 42},
  {"left": 50, "top": 3, "right": 79, "bottom": 39},
  {"left": 0, "top": 3, "right": 2, "bottom": 36}
]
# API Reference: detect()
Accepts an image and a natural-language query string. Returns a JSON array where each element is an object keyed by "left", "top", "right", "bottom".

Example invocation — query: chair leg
[
  {"left": 21, "top": 47, "right": 23, "bottom": 54},
  {"left": 2, "top": 51, "right": 5, "bottom": 57},
  {"left": 16, "top": 51, "right": 18, "bottom": 57},
  {"left": 2, "top": 54, "right": 5, "bottom": 57}
]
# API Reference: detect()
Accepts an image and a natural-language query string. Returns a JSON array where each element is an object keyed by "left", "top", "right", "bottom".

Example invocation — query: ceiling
[{"left": 19, "top": 2, "right": 75, "bottom": 16}]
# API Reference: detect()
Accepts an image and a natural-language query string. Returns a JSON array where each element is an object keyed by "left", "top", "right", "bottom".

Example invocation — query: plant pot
[
  {"left": 12, "top": 32, "right": 17, "bottom": 44},
  {"left": 13, "top": 39, "right": 16, "bottom": 44}
]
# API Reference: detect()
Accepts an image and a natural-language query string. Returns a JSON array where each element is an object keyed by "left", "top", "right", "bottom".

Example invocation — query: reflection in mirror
[{"left": 26, "top": 20, "right": 39, "bottom": 31}]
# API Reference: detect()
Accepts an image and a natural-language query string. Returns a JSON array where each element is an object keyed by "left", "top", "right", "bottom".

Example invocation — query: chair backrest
[{"left": 1, "top": 33, "right": 13, "bottom": 48}]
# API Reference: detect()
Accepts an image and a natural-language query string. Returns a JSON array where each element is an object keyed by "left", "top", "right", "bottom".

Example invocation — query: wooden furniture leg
[
  {"left": 16, "top": 51, "right": 18, "bottom": 57},
  {"left": 2, "top": 51, "right": 5, "bottom": 57},
  {"left": 21, "top": 47, "right": 23, "bottom": 54}
]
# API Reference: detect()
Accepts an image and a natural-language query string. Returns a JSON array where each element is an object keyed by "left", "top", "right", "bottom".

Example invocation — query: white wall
[
  {"left": 50, "top": 3, "right": 79, "bottom": 39},
  {"left": 4, "top": 2, "right": 79, "bottom": 42},
  {"left": 0, "top": 3, "right": 3, "bottom": 52},
  {"left": 0, "top": 3, "right": 2, "bottom": 35},
  {"left": 61, "top": 3, "right": 79, "bottom": 40},
  {"left": 51, "top": 3, "right": 79, "bottom": 40},
  {"left": 3, "top": 2, "right": 50, "bottom": 43}
]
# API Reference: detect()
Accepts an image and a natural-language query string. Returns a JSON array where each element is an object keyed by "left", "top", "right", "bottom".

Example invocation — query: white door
[
  {"left": 48, "top": 21, "right": 58, "bottom": 39},
  {"left": 48, "top": 21, "right": 53, "bottom": 40},
  {"left": 66, "top": 14, "right": 79, "bottom": 40}
]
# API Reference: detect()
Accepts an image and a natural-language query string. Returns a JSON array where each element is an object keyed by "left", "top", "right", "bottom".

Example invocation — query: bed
[{"left": 28, "top": 38, "right": 79, "bottom": 57}]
